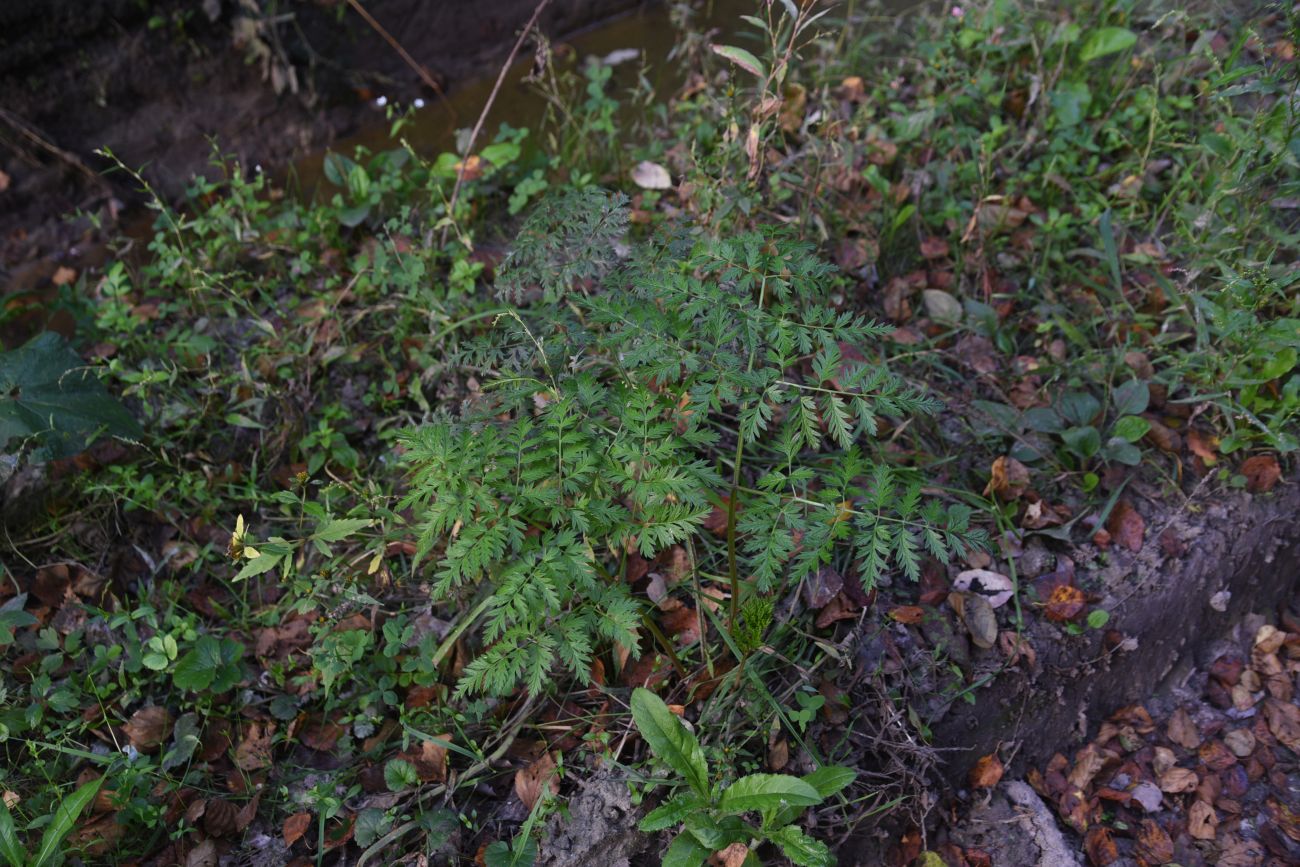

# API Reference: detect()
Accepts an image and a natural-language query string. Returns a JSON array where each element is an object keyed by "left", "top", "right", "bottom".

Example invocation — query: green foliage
[
  {"left": 631, "top": 688, "right": 853, "bottom": 867},
  {"left": 0, "top": 332, "right": 140, "bottom": 461},
  {"left": 401, "top": 191, "right": 984, "bottom": 697},
  {"left": 0, "top": 777, "right": 102, "bottom": 867}
]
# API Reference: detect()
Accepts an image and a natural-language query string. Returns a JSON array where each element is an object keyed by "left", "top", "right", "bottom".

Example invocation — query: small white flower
[
  {"left": 254, "top": 164, "right": 263, "bottom": 174},
  {"left": 375, "top": 95, "right": 388, "bottom": 107},
  {"left": 413, "top": 98, "right": 426, "bottom": 109}
]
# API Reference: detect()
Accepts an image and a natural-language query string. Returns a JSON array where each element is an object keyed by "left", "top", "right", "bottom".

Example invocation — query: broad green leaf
[
  {"left": 767, "top": 824, "right": 832, "bottom": 867},
  {"left": 0, "top": 802, "right": 25, "bottom": 867},
  {"left": 631, "top": 688, "right": 710, "bottom": 798},
  {"left": 0, "top": 593, "right": 37, "bottom": 646},
  {"left": 1061, "top": 426, "right": 1101, "bottom": 459},
  {"left": 718, "top": 774, "right": 821, "bottom": 814},
  {"left": 1050, "top": 80, "right": 1092, "bottom": 128},
  {"left": 800, "top": 766, "right": 857, "bottom": 799},
  {"left": 32, "top": 777, "right": 102, "bottom": 867},
  {"left": 1104, "top": 437, "right": 1142, "bottom": 466},
  {"left": 1022, "top": 407, "right": 1064, "bottom": 434},
  {"left": 683, "top": 813, "right": 750, "bottom": 850},
  {"left": 1079, "top": 27, "right": 1138, "bottom": 63},
  {"left": 384, "top": 758, "right": 418, "bottom": 792},
  {"left": 161, "top": 712, "right": 201, "bottom": 771},
  {"left": 1058, "top": 392, "right": 1101, "bottom": 426},
  {"left": 1111, "top": 380, "right": 1150, "bottom": 417},
  {"left": 661, "top": 832, "right": 710, "bottom": 867},
  {"left": 1112, "top": 415, "right": 1150, "bottom": 443},
  {"left": 313, "top": 518, "right": 373, "bottom": 543},
  {"left": 639, "top": 794, "right": 705, "bottom": 832},
  {"left": 0, "top": 332, "right": 141, "bottom": 460},
  {"left": 710, "top": 44, "right": 767, "bottom": 79}
]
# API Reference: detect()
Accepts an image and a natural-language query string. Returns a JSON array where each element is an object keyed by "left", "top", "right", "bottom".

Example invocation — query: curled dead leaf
[
  {"left": 1044, "top": 584, "right": 1087, "bottom": 623},
  {"left": 983, "top": 456, "right": 1030, "bottom": 500},
  {"left": 969, "top": 753, "right": 1004, "bottom": 789}
]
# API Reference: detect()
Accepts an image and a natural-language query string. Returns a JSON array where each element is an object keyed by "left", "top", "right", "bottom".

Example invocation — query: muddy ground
[{"left": 0, "top": 0, "right": 642, "bottom": 258}]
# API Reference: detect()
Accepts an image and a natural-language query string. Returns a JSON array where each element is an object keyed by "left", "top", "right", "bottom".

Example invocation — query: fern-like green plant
[{"left": 399, "top": 190, "right": 986, "bottom": 697}]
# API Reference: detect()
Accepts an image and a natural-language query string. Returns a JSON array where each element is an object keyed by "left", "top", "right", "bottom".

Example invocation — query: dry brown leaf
[
  {"left": 1166, "top": 706, "right": 1202, "bottom": 750},
  {"left": 1188, "top": 800, "right": 1218, "bottom": 841},
  {"left": 1044, "top": 584, "right": 1087, "bottom": 623},
  {"left": 888, "top": 605, "right": 925, "bottom": 624},
  {"left": 123, "top": 705, "right": 173, "bottom": 753},
  {"left": 1157, "top": 767, "right": 1198, "bottom": 793},
  {"left": 234, "top": 721, "right": 274, "bottom": 771},
  {"left": 283, "top": 811, "right": 312, "bottom": 846},
  {"left": 399, "top": 735, "right": 450, "bottom": 783},
  {"left": 1241, "top": 454, "right": 1281, "bottom": 493},
  {"left": 998, "top": 631, "right": 1037, "bottom": 668},
  {"left": 815, "top": 591, "right": 861, "bottom": 629},
  {"left": 52, "top": 266, "right": 78, "bottom": 286},
  {"left": 1264, "top": 698, "right": 1300, "bottom": 751},
  {"left": 969, "top": 753, "right": 1004, "bottom": 789},
  {"left": 69, "top": 811, "right": 124, "bottom": 857},
  {"left": 202, "top": 798, "right": 241, "bottom": 837},
  {"left": 768, "top": 737, "right": 789, "bottom": 771},
  {"left": 185, "top": 839, "right": 218, "bottom": 867},
  {"left": 803, "top": 566, "right": 843, "bottom": 609},
  {"left": 983, "top": 456, "right": 1030, "bottom": 500},
  {"left": 515, "top": 752, "right": 559, "bottom": 811},
  {"left": 1133, "top": 819, "right": 1174, "bottom": 866},
  {"left": 1187, "top": 429, "right": 1219, "bottom": 466},
  {"left": 709, "top": 842, "right": 751, "bottom": 867},
  {"left": 1084, "top": 826, "right": 1120, "bottom": 866},
  {"left": 1106, "top": 499, "right": 1145, "bottom": 553},
  {"left": 1068, "top": 744, "right": 1106, "bottom": 790}
]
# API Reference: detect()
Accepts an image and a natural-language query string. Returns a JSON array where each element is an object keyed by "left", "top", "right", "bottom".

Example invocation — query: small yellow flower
[{"left": 227, "top": 515, "right": 260, "bottom": 561}]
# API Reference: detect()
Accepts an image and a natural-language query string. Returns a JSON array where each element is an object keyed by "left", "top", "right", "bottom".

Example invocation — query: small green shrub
[{"left": 400, "top": 190, "right": 985, "bottom": 697}]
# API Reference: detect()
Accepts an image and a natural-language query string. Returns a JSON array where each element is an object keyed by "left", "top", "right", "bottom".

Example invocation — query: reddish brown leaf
[
  {"left": 1263, "top": 698, "right": 1300, "bottom": 751},
  {"left": 299, "top": 720, "right": 344, "bottom": 752},
  {"left": 283, "top": 812, "right": 312, "bottom": 846},
  {"left": 1044, "top": 584, "right": 1087, "bottom": 622},
  {"left": 122, "top": 705, "right": 172, "bottom": 753},
  {"left": 1241, "top": 454, "right": 1281, "bottom": 493},
  {"left": 514, "top": 752, "right": 559, "bottom": 811},
  {"left": 969, "top": 753, "right": 1004, "bottom": 789},
  {"left": 399, "top": 735, "right": 450, "bottom": 784},
  {"left": 1106, "top": 499, "right": 1145, "bottom": 553},
  {"left": 1186, "top": 429, "right": 1219, "bottom": 466},
  {"left": 888, "top": 605, "right": 926, "bottom": 625},
  {"left": 920, "top": 236, "right": 950, "bottom": 260},
  {"left": 708, "top": 842, "right": 751, "bottom": 867},
  {"left": 1133, "top": 818, "right": 1174, "bottom": 866},
  {"left": 1084, "top": 826, "right": 1120, "bottom": 866},
  {"left": 815, "top": 591, "right": 862, "bottom": 629}
]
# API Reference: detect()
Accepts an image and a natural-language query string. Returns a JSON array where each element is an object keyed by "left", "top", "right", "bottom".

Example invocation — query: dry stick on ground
[
  {"left": 441, "top": 0, "right": 553, "bottom": 247},
  {"left": 0, "top": 108, "right": 106, "bottom": 188},
  {"left": 344, "top": 0, "right": 451, "bottom": 114}
]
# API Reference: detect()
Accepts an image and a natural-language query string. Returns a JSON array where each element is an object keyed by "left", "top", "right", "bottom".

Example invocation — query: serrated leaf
[
  {"left": 801, "top": 766, "right": 856, "bottom": 798},
  {"left": 631, "top": 688, "right": 710, "bottom": 798},
  {"left": 662, "top": 832, "right": 711, "bottom": 867},
  {"left": 234, "top": 551, "right": 283, "bottom": 582},
  {"left": 710, "top": 44, "right": 767, "bottom": 79},
  {"left": 639, "top": 794, "right": 705, "bottom": 832},
  {"left": 767, "top": 825, "right": 832, "bottom": 867},
  {"left": 0, "top": 332, "right": 141, "bottom": 460},
  {"left": 718, "top": 774, "right": 820, "bottom": 814}
]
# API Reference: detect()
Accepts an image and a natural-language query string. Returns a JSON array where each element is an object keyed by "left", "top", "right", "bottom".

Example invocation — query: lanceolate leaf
[
  {"left": 0, "top": 802, "right": 26, "bottom": 867},
  {"left": 710, "top": 44, "right": 768, "bottom": 79},
  {"left": 31, "top": 777, "right": 102, "bottom": 867},
  {"left": 0, "top": 332, "right": 140, "bottom": 460},
  {"left": 801, "top": 766, "right": 857, "bottom": 799},
  {"left": 631, "top": 688, "right": 710, "bottom": 799},
  {"left": 639, "top": 794, "right": 705, "bottom": 832},
  {"left": 1079, "top": 27, "right": 1138, "bottom": 63}
]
